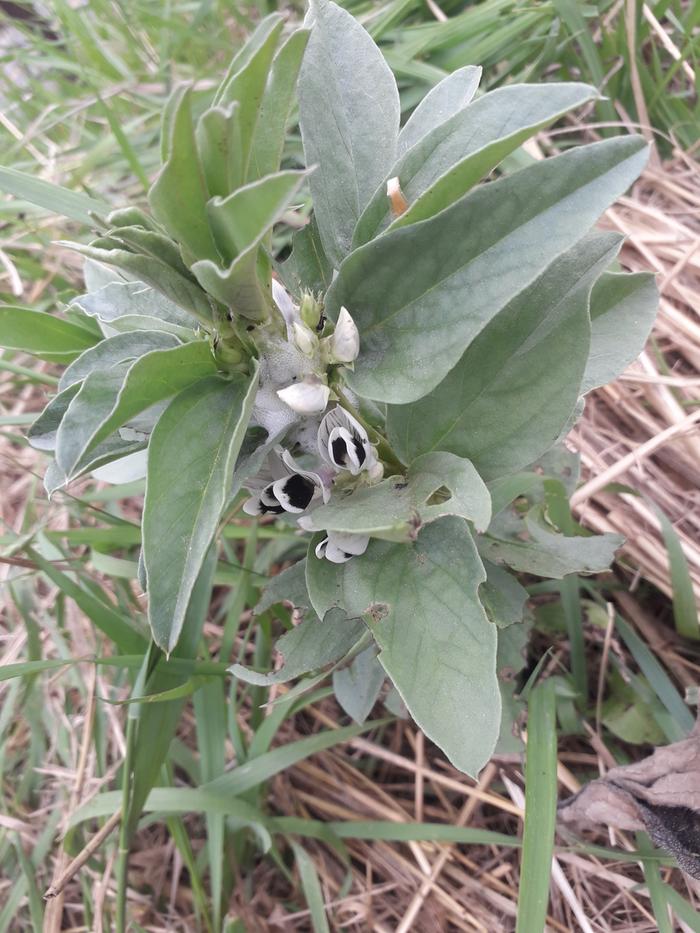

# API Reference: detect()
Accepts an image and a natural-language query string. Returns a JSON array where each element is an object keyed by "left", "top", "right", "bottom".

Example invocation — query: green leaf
[
  {"left": 494, "top": 620, "right": 529, "bottom": 755},
  {"left": 192, "top": 171, "right": 306, "bottom": 317},
  {"left": 333, "top": 645, "right": 385, "bottom": 724},
  {"left": 0, "top": 306, "right": 99, "bottom": 362},
  {"left": 206, "top": 170, "right": 307, "bottom": 265},
  {"left": 67, "top": 241, "right": 214, "bottom": 325},
  {"left": 143, "top": 371, "right": 257, "bottom": 652},
  {"left": 480, "top": 560, "right": 529, "bottom": 629},
  {"left": 214, "top": 15, "right": 284, "bottom": 180},
  {"left": 300, "top": 451, "right": 491, "bottom": 540},
  {"left": 213, "top": 14, "right": 283, "bottom": 108},
  {"left": 255, "top": 559, "right": 316, "bottom": 620},
  {"left": 397, "top": 65, "right": 482, "bottom": 156},
  {"left": 71, "top": 280, "right": 196, "bottom": 332},
  {"left": 149, "top": 85, "right": 219, "bottom": 263},
  {"left": 27, "top": 384, "right": 80, "bottom": 451},
  {"left": 55, "top": 340, "right": 217, "bottom": 478},
  {"left": 386, "top": 232, "right": 622, "bottom": 477},
  {"left": 581, "top": 270, "right": 658, "bottom": 393},
  {"left": 355, "top": 81, "right": 598, "bottom": 245},
  {"left": 278, "top": 217, "right": 333, "bottom": 297},
  {"left": 59, "top": 331, "right": 180, "bottom": 390},
  {"left": 327, "top": 136, "right": 648, "bottom": 404},
  {"left": 307, "top": 517, "right": 500, "bottom": 776},
  {"left": 480, "top": 502, "right": 623, "bottom": 578},
  {"left": 298, "top": 0, "right": 400, "bottom": 268},
  {"left": 249, "top": 29, "right": 311, "bottom": 180},
  {"left": 0, "top": 165, "right": 108, "bottom": 223},
  {"left": 195, "top": 103, "right": 245, "bottom": 199},
  {"left": 230, "top": 607, "right": 365, "bottom": 686},
  {"left": 516, "top": 679, "right": 557, "bottom": 933}
]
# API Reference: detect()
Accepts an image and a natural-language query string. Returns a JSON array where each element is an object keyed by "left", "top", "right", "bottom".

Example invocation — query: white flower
[
  {"left": 315, "top": 530, "right": 370, "bottom": 563},
  {"left": 243, "top": 448, "right": 328, "bottom": 516},
  {"left": 318, "top": 406, "right": 377, "bottom": 475},
  {"left": 277, "top": 378, "right": 330, "bottom": 415},
  {"left": 292, "top": 320, "right": 318, "bottom": 356},
  {"left": 328, "top": 307, "right": 359, "bottom": 363},
  {"left": 272, "top": 279, "right": 299, "bottom": 339}
]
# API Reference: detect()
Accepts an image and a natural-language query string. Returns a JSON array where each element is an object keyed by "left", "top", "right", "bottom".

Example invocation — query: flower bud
[
  {"left": 292, "top": 321, "right": 318, "bottom": 356},
  {"left": 300, "top": 292, "right": 323, "bottom": 330},
  {"left": 277, "top": 379, "right": 330, "bottom": 414},
  {"left": 328, "top": 307, "right": 359, "bottom": 364}
]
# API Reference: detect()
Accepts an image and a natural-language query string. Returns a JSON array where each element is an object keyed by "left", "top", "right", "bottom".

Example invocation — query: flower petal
[{"left": 277, "top": 380, "right": 331, "bottom": 414}]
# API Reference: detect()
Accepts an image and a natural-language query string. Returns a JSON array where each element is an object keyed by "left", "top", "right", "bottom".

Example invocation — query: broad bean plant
[{"left": 0, "top": 1, "right": 657, "bottom": 774}]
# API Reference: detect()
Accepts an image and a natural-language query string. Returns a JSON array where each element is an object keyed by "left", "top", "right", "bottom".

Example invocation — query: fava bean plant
[{"left": 0, "top": 1, "right": 657, "bottom": 778}]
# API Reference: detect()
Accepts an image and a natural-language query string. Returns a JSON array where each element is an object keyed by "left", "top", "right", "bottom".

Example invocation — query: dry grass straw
[{"left": 570, "top": 140, "right": 700, "bottom": 605}]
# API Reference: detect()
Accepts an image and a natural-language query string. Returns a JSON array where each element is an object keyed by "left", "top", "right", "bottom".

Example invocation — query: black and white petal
[
  {"left": 318, "top": 407, "right": 376, "bottom": 476},
  {"left": 243, "top": 447, "right": 327, "bottom": 516},
  {"left": 315, "top": 530, "right": 370, "bottom": 563}
]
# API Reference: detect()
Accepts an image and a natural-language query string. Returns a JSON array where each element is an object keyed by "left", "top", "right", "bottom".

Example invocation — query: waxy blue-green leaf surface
[
  {"left": 333, "top": 646, "right": 385, "bottom": 724},
  {"left": 298, "top": 0, "right": 400, "bottom": 268},
  {"left": 480, "top": 503, "right": 623, "bottom": 578},
  {"left": 55, "top": 340, "right": 217, "bottom": 478},
  {"left": 581, "top": 270, "right": 658, "bottom": 393},
  {"left": 307, "top": 517, "right": 500, "bottom": 776},
  {"left": 301, "top": 451, "right": 491, "bottom": 539},
  {"left": 327, "top": 136, "right": 648, "bottom": 404},
  {"left": 59, "top": 331, "right": 180, "bottom": 390},
  {"left": 386, "top": 232, "right": 622, "bottom": 478},
  {"left": 143, "top": 371, "right": 257, "bottom": 652},
  {"left": 193, "top": 171, "right": 306, "bottom": 316},
  {"left": 355, "top": 81, "right": 598, "bottom": 245},
  {"left": 396, "top": 65, "right": 482, "bottom": 156},
  {"left": 149, "top": 86, "right": 219, "bottom": 264},
  {"left": 230, "top": 608, "right": 365, "bottom": 686},
  {"left": 71, "top": 280, "right": 195, "bottom": 332}
]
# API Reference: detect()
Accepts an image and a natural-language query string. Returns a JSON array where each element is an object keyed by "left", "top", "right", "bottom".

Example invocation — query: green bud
[{"left": 300, "top": 292, "right": 323, "bottom": 330}]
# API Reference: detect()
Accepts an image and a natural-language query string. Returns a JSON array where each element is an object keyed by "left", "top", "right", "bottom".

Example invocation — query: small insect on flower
[
  {"left": 318, "top": 406, "right": 377, "bottom": 476},
  {"left": 243, "top": 449, "right": 328, "bottom": 516},
  {"left": 315, "top": 530, "right": 370, "bottom": 563},
  {"left": 277, "top": 378, "right": 331, "bottom": 414}
]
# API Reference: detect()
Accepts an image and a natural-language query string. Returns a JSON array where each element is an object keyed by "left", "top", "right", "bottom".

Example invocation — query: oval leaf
[{"left": 143, "top": 370, "right": 257, "bottom": 652}]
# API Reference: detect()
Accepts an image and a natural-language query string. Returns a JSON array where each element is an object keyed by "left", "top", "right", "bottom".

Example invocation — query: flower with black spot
[
  {"left": 243, "top": 449, "right": 328, "bottom": 517},
  {"left": 317, "top": 406, "right": 377, "bottom": 476}
]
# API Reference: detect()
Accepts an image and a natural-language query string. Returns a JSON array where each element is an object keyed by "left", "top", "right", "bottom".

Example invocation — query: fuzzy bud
[
  {"left": 300, "top": 292, "right": 323, "bottom": 330},
  {"left": 292, "top": 321, "right": 318, "bottom": 356},
  {"left": 328, "top": 307, "right": 360, "bottom": 364}
]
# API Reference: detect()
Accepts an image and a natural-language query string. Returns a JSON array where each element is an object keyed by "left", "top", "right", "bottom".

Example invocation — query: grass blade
[
  {"left": 517, "top": 679, "right": 557, "bottom": 933},
  {"left": 291, "top": 841, "right": 331, "bottom": 933}
]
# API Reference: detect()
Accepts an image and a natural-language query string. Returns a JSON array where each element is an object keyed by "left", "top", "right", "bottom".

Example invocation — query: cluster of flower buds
[{"left": 243, "top": 282, "right": 382, "bottom": 561}]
